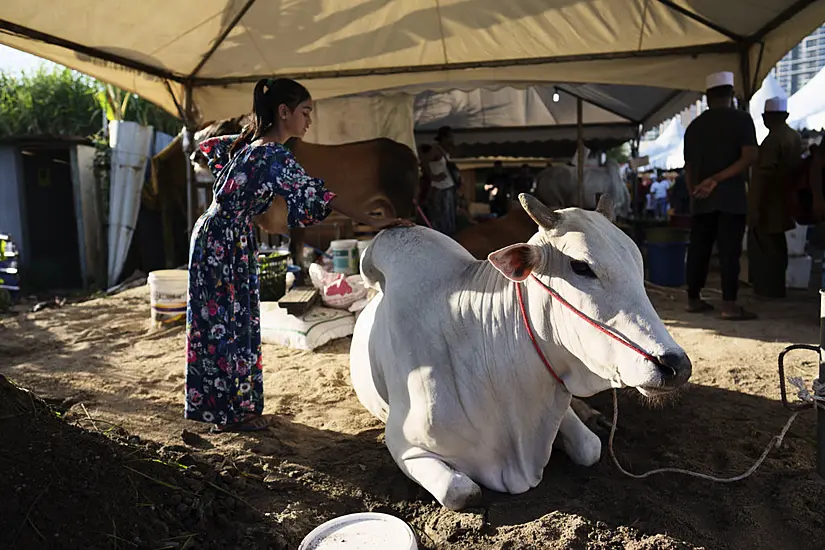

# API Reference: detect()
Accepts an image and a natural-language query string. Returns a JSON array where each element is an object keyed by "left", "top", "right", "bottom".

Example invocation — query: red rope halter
[{"left": 515, "top": 274, "right": 663, "bottom": 388}]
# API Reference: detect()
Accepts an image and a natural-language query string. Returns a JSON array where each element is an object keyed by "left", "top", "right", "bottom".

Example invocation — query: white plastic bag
[{"left": 308, "top": 264, "right": 367, "bottom": 309}]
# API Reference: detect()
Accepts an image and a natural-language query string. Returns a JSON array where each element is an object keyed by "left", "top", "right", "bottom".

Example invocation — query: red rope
[
  {"left": 516, "top": 282, "right": 565, "bottom": 385},
  {"left": 515, "top": 274, "right": 663, "bottom": 387},
  {"left": 414, "top": 200, "right": 433, "bottom": 229}
]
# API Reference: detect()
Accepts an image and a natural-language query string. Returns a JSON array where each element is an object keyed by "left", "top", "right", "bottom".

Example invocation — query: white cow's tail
[{"left": 359, "top": 235, "right": 385, "bottom": 293}]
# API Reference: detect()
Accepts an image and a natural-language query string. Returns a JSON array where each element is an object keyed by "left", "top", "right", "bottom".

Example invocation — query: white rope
[
  {"left": 788, "top": 377, "right": 825, "bottom": 409},
  {"left": 608, "top": 387, "right": 805, "bottom": 483}
]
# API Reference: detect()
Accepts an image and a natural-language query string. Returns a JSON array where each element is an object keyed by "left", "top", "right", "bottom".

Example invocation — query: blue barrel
[{"left": 646, "top": 241, "right": 688, "bottom": 287}]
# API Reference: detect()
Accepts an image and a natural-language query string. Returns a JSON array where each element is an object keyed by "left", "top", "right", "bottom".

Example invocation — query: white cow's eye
[{"left": 570, "top": 260, "right": 597, "bottom": 278}]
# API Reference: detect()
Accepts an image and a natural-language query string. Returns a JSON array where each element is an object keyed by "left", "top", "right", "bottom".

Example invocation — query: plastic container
[
  {"left": 646, "top": 241, "right": 688, "bottom": 287},
  {"left": 259, "top": 252, "right": 289, "bottom": 301},
  {"left": 785, "top": 224, "right": 808, "bottom": 256},
  {"left": 148, "top": 270, "right": 188, "bottom": 328},
  {"left": 298, "top": 512, "right": 418, "bottom": 550},
  {"left": 786, "top": 254, "right": 812, "bottom": 289},
  {"left": 331, "top": 239, "right": 358, "bottom": 275}
]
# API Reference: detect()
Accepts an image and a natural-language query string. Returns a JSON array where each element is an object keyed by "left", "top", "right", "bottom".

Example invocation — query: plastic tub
[
  {"left": 298, "top": 512, "right": 417, "bottom": 550},
  {"left": 331, "top": 239, "right": 359, "bottom": 275},
  {"left": 148, "top": 270, "right": 188, "bottom": 327},
  {"left": 646, "top": 241, "right": 688, "bottom": 287}
]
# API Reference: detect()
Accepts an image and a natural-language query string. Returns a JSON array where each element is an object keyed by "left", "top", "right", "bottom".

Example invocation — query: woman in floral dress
[{"left": 186, "top": 78, "right": 406, "bottom": 432}]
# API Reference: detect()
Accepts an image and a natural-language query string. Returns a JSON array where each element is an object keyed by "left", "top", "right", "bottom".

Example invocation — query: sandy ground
[{"left": 1, "top": 279, "right": 824, "bottom": 549}]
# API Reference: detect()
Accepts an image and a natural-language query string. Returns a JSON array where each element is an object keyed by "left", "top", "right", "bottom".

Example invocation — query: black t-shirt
[{"left": 683, "top": 107, "right": 757, "bottom": 215}]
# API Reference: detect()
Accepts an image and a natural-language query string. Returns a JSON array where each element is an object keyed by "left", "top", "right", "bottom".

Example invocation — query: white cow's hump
[{"left": 367, "top": 226, "right": 478, "bottom": 286}]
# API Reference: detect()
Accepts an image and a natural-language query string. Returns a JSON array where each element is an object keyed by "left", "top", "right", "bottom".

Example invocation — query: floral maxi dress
[{"left": 185, "top": 137, "right": 335, "bottom": 425}]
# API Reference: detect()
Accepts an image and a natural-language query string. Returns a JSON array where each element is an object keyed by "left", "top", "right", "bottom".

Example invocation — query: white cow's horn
[{"left": 519, "top": 193, "right": 561, "bottom": 230}]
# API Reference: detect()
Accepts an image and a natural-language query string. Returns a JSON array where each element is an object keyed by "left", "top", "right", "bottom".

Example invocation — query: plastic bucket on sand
[
  {"left": 148, "top": 270, "right": 188, "bottom": 328},
  {"left": 646, "top": 242, "right": 688, "bottom": 287},
  {"left": 331, "top": 239, "right": 358, "bottom": 275},
  {"left": 298, "top": 512, "right": 417, "bottom": 550}
]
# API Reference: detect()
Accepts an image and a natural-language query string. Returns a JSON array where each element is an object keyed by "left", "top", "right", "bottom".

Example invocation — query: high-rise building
[{"left": 771, "top": 24, "right": 825, "bottom": 96}]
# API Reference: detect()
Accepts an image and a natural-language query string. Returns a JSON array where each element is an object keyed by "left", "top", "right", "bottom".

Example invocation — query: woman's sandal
[
  {"left": 209, "top": 415, "right": 270, "bottom": 434},
  {"left": 686, "top": 300, "right": 714, "bottom": 313},
  {"left": 721, "top": 306, "right": 758, "bottom": 321}
]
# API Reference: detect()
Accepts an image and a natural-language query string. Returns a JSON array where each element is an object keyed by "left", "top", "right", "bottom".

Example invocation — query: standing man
[
  {"left": 421, "top": 126, "right": 459, "bottom": 236},
  {"left": 748, "top": 96, "right": 803, "bottom": 298},
  {"left": 683, "top": 71, "right": 759, "bottom": 320},
  {"left": 649, "top": 173, "right": 670, "bottom": 219},
  {"left": 485, "top": 161, "right": 512, "bottom": 217}
]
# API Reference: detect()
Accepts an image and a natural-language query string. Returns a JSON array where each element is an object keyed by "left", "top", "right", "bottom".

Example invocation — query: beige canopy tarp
[{"left": 2, "top": 1, "right": 824, "bottom": 124}]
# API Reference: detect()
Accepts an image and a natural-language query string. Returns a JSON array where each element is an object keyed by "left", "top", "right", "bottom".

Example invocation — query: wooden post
[{"left": 577, "top": 97, "right": 585, "bottom": 207}]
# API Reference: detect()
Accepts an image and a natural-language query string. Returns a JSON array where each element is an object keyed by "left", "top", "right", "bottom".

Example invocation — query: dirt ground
[{"left": 2, "top": 277, "right": 824, "bottom": 549}]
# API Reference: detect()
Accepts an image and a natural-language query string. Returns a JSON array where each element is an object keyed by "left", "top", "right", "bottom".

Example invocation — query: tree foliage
[{"left": 0, "top": 67, "right": 182, "bottom": 138}]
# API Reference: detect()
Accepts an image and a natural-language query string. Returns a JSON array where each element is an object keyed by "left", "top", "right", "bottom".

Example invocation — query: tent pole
[
  {"left": 183, "top": 82, "right": 195, "bottom": 238},
  {"left": 577, "top": 97, "right": 585, "bottom": 207}
]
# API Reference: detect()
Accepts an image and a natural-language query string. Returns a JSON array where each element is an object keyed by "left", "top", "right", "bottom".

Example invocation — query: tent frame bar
[
  {"left": 188, "top": 0, "right": 258, "bottom": 79},
  {"left": 0, "top": 19, "right": 182, "bottom": 82},
  {"left": 655, "top": 0, "right": 743, "bottom": 41},
  {"left": 190, "top": 42, "right": 739, "bottom": 85},
  {"left": 751, "top": 0, "right": 820, "bottom": 43},
  {"left": 640, "top": 89, "right": 689, "bottom": 126},
  {"left": 556, "top": 85, "right": 642, "bottom": 125}
]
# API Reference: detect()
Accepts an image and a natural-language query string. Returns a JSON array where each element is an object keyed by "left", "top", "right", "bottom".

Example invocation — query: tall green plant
[{"left": 0, "top": 67, "right": 182, "bottom": 139}]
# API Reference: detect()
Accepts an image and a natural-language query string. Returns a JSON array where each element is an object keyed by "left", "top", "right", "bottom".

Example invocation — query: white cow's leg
[
  {"left": 555, "top": 405, "right": 602, "bottom": 467},
  {"left": 385, "top": 429, "right": 481, "bottom": 510}
]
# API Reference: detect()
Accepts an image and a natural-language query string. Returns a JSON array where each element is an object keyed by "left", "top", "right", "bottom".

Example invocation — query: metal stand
[
  {"left": 777, "top": 290, "right": 825, "bottom": 479},
  {"left": 819, "top": 290, "right": 825, "bottom": 478}
]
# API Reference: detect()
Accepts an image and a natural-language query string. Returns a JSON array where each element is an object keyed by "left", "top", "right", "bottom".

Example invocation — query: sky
[{"left": 0, "top": 45, "right": 59, "bottom": 73}]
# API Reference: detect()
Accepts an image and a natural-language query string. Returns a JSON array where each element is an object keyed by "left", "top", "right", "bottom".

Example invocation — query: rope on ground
[
  {"left": 788, "top": 376, "right": 825, "bottom": 409},
  {"left": 606, "top": 379, "right": 821, "bottom": 482}
]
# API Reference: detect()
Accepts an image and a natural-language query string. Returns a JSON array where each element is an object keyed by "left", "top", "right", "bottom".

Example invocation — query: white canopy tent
[
  {"left": 2, "top": 1, "right": 824, "bottom": 125},
  {"left": 749, "top": 73, "right": 788, "bottom": 143},
  {"left": 788, "top": 65, "right": 825, "bottom": 130},
  {"left": 639, "top": 117, "right": 686, "bottom": 170},
  {"left": 412, "top": 82, "right": 701, "bottom": 150}
]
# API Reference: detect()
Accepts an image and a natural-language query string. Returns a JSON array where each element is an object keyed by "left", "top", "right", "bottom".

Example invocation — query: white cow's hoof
[{"left": 440, "top": 472, "right": 482, "bottom": 511}]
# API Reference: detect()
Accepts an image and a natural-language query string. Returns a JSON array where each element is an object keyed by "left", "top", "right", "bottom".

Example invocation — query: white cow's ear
[{"left": 488, "top": 243, "right": 540, "bottom": 282}]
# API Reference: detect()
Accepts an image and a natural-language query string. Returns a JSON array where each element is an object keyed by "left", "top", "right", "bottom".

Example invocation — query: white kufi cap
[
  {"left": 764, "top": 96, "right": 788, "bottom": 113},
  {"left": 706, "top": 71, "right": 734, "bottom": 90}
]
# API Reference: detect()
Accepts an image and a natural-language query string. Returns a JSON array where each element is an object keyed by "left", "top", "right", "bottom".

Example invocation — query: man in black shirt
[{"left": 683, "top": 71, "right": 758, "bottom": 320}]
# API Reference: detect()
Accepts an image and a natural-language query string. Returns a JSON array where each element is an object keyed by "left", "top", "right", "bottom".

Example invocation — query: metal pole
[
  {"left": 182, "top": 82, "right": 195, "bottom": 237},
  {"left": 819, "top": 290, "right": 825, "bottom": 478},
  {"left": 577, "top": 97, "right": 584, "bottom": 207}
]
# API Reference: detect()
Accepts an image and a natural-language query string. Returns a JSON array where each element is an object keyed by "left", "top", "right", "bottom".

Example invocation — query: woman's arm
[{"left": 329, "top": 195, "right": 410, "bottom": 229}]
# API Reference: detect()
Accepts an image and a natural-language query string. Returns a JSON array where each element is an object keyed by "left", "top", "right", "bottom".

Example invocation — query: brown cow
[
  {"left": 190, "top": 117, "right": 418, "bottom": 273},
  {"left": 454, "top": 201, "right": 537, "bottom": 260}
]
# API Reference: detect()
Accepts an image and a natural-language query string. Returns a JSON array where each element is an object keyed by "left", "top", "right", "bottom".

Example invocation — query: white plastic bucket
[
  {"left": 148, "top": 270, "right": 188, "bottom": 328},
  {"left": 298, "top": 512, "right": 417, "bottom": 550},
  {"left": 331, "top": 239, "right": 358, "bottom": 275}
]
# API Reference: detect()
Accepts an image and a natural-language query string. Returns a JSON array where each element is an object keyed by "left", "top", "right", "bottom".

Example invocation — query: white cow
[
  {"left": 535, "top": 160, "right": 631, "bottom": 216},
  {"left": 349, "top": 194, "right": 690, "bottom": 510}
]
